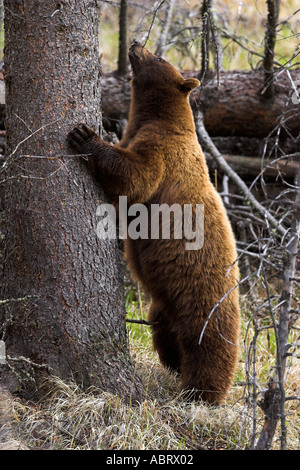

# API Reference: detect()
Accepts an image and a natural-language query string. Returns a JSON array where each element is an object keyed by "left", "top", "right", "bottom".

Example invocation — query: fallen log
[
  {"left": 101, "top": 68, "right": 300, "bottom": 138},
  {"left": 208, "top": 153, "right": 300, "bottom": 180},
  {"left": 0, "top": 68, "right": 299, "bottom": 139},
  {"left": 194, "top": 69, "right": 300, "bottom": 138}
]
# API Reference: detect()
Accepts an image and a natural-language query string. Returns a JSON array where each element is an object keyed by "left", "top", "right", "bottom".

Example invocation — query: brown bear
[{"left": 67, "top": 41, "right": 240, "bottom": 405}]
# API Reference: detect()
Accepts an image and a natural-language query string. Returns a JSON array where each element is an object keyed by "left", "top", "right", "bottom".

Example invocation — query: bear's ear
[{"left": 181, "top": 77, "right": 200, "bottom": 92}]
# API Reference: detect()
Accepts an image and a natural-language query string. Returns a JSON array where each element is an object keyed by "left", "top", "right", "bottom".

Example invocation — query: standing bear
[{"left": 67, "top": 41, "right": 240, "bottom": 405}]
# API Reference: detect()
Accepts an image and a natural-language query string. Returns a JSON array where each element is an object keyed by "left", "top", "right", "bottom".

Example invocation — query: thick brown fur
[{"left": 67, "top": 42, "right": 240, "bottom": 405}]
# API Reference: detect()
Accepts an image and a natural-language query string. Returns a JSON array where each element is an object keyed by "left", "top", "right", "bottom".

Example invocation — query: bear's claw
[{"left": 67, "top": 123, "right": 97, "bottom": 154}]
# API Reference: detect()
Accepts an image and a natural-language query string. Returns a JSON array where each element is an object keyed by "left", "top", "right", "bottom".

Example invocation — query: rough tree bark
[
  {"left": 117, "top": 0, "right": 128, "bottom": 76},
  {"left": 262, "top": 0, "right": 281, "bottom": 99},
  {"left": 199, "top": 0, "right": 211, "bottom": 83},
  {"left": 0, "top": 0, "right": 144, "bottom": 403}
]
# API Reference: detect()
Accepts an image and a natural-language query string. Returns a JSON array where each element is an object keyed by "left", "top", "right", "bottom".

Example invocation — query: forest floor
[{"left": 0, "top": 283, "right": 299, "bottom": 451}]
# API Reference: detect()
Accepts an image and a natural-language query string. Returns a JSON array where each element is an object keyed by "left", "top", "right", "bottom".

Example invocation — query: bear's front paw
[{"left": 67, "top": 123, "right": 98, "bottom": 154}]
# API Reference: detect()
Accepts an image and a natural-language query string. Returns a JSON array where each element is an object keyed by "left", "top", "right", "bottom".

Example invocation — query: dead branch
[
  {"left": 255, "top": 163, "right": 300, "bottom": 450},
  {"left": 143, "top": 0, "right": 167, "bottom": 47},
  {"left": 126, "top": 318, "right": 159, "bottom": 326},
  {"left": 155, "top": 0, "right": 177, "bottom": 57}
]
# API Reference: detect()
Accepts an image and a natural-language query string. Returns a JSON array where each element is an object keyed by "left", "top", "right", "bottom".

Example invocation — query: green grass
[{"left": 125, "top": 284, "right": 152, "bottom": 347}]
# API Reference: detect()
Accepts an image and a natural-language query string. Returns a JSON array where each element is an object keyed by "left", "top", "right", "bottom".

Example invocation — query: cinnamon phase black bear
[{"left": 67, "top": 41, "right": 240, "bottom": 405}]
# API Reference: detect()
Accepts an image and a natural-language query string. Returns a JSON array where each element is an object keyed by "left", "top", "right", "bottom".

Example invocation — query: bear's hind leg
[
  {"left": 149, "top": 303, "right": 181, "bottom": 373},
  {"left": 178, "top": 332, "right": 237, "bottom": 405}
]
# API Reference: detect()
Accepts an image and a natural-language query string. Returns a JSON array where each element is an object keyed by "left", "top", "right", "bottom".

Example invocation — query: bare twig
[
  {"left": 126, "top": 318, "right": 159, "bottom": 326},
  {"left": 143, "top": 0, "right": 167, "bottom": 47},
  {"left": 0, "top": 118, "right": 62, "bottom": 175}
]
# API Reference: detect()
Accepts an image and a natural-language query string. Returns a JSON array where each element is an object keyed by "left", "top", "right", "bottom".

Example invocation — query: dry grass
[
  {"left": 1, "top": 294, "right": 299, "bottom": 450},
  {"left": 3, "top": 366, "right": 246, "bottom": 451}
]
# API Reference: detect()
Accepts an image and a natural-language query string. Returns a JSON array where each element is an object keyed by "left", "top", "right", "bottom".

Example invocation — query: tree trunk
[
  {"left": 117, "top": 0, "right": 128, "bottom": 76},
  {"left": 101, "top": 68, "right": 300, "bottom": 138},
  {"left": 262, "top": 0, "right": 280, "bottom": 99},
  {"left": 0, "top": 0, "right": 144, "bottom": 403},
  {"left": 199, "top": 0, "right": 211, "bottom": 83}
]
